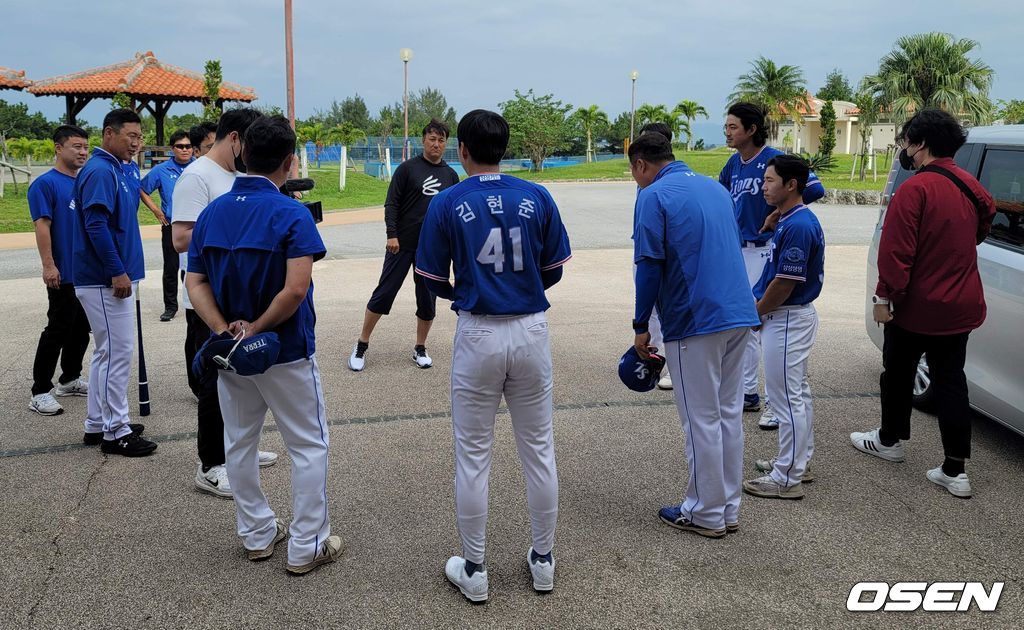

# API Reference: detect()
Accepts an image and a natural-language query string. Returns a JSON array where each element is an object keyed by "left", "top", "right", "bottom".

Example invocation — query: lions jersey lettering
[
  {"left": 719, "top": 145, "right": 825, "bottom": 243},
  {"left": 415, "top": 174, "right": 571, "bottom": 315}
]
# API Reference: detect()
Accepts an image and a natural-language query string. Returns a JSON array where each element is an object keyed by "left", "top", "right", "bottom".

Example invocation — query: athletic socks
[
  {"left": 530, "top": 549, "right": 552, "bottom": 564},
  {"left": 942, "top": 457, "right": 965, "bottom": 477},
  {"left": 414, "top": 344, "right": 426, "bottom": 353},
  {"left": 464, "top": 559, "right": 484, "bottom": 577}
]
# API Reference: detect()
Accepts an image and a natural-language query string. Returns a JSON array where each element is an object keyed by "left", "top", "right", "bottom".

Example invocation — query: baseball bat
[{"left": 135, "top": 289, "right": 151, "bottom": 416}]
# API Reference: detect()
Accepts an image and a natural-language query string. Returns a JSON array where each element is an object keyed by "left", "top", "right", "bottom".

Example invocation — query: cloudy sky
[{"left": 3, "top": 1, "right": 1022, "bottom": 142}]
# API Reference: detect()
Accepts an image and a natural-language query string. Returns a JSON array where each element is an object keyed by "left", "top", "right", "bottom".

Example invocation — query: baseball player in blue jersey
[
  {"left": 630, "top": 132, "right": 760, "bottom": 538},
  {"left": 71, "top": 109, "right": 154, "bottom": 457},
  {"left": 415, "top": 110, "right": 571, "bottom": 602},
  {"left": 743, "top": 155, "right": 824, "bottom": 499},
  {"left": 186, "top": 116, "right": 340, "bottom": 574},
  {"left": 720, "top": 103, "right": 825, "bottom": 428}
]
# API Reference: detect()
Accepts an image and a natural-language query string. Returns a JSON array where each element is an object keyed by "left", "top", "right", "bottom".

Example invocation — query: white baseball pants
[
  {"left": 218, "top": 356, "right": 331, "bottom": 565},
  {"left": 663, "top": 327, "right": 747, "bottom": 530},
  {"left": 451, "top": 311, "right": 558, "bottom": 564},
  {"left": 742, "top": 245, "right": 771, "bottom": 396},
  {"left": 75, "top": 284, "right": 138, "bottom": 440},
  {"left": 761, "top": 305, "right": 819, "bottom": 486}
]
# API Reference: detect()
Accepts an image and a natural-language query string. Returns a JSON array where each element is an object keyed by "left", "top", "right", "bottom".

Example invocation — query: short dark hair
[
  {"left": 103, "top": 108, "right": 142, "bottom": 132},
  {"left": 457, "top": 110, "right": 508, "bottom": 165},
  {"left": 898, "top": 108, "right": 967, "bottom": 158},
  {"left": 422, "top": 118, "right": 450, "bottom": 139},
  {"left": 727, "top": 102, "right": 768, "bottom": 147},
  {"left": 766, "top": 154, "right": 810, "bottom": 193},
  {"left": 627, "top": 132, "right": 675, "bottom": 164},
  {"left": 242, "top": 115, "right": 295, "bottom": 174},
  {"left": 639, "top": 122, "right": 672, "bottom": 142},
  {"left": 52, "top": 124, "right": 88, "bottom": 145},
  {"left": 169, "top": 130, "right": 190, "bottom": 146},
  {"left": 216, "top": 108, "right": 261, "bottom": 141},
  {"left": 189, "top": 121, "right": 218, "bottom": 147}
]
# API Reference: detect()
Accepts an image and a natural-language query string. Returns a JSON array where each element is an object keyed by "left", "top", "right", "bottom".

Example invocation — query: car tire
[{"left": 912, "top": 357, "right": 936, "bottom": 413}]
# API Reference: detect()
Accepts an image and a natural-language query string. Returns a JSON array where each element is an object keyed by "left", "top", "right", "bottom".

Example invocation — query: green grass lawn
[{"left": 1, "top": 154, "right": 885, "bottom": 234}]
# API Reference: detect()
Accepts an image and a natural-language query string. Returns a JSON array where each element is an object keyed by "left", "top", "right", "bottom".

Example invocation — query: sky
[{"left": 3, "top": 0, "right": 1023, "bottom": 144}]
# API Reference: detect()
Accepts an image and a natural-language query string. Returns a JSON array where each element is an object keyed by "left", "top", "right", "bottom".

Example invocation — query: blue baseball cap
[
  {"left": 618, "top": 346, "right": 666, "bottom": 392},
  {"left": 194, "top": 331, "right": 281, "bottom": 378}
]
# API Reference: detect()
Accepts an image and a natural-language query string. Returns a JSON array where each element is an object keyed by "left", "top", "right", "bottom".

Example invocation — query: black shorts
[{"left": 366, "top": 250, "right": 436, "bottom": 321}]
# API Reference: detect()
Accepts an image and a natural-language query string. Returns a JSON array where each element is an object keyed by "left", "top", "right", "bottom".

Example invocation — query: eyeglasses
[{"left": 173, "top": 144, "right": 192, "bottom": 150}]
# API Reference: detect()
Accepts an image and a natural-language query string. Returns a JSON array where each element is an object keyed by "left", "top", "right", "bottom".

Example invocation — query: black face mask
[
  {"left": 232, "top": 142, "right": 247, "bottom": 173},
  {"left": 898, "top": 147, "right": 918, "bottom": 171}
]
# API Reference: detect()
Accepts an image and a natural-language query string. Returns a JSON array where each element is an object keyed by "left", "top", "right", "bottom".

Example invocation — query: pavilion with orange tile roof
[
  {"left": 0, "top": 67, "right": 30, "bottom": 91},
  {"left": 27, "top": 51, "right": 256, "bottom": 144}
]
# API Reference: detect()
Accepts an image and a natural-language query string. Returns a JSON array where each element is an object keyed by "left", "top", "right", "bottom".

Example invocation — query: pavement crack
[{"left": 25, "top": 457, "right": 107, "bottom": 626}]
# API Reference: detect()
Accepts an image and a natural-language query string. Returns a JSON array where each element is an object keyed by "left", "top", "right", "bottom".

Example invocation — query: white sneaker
[
  {"left": 54, "top": 378, "right": 88, "bottom": 397},
  {"left": 656, "top": 372, "right": 673, "bottom": 390},
  {"left": 742, "top": 474, "right": 805, "bottom": 499},
  {"left": 926, "top": 467, "right": 973, "bottom": 498},
  {"left": 527, "top": 547, "right": 555, "bottom": 593},
  {"left": 248, "top": 518, "right": 287, "bottom": 561},
  {"left": 850, "top": 428, "right": 905, "bottom": 462},
  {"left": 445, "top": 556, "right": 488, "bottom": 603},
  {"left": 29, "top": 392, "right": 63, "bottom": 416},
  {"left": 413, "top": 346, "right": 433, "bottom": 369},
  {"left": 348, "top": 341, "right": 368, "bottom": 372},
  {"left": 195, "top": 464, "right": 233, "bottom": 498},
  {"left": 258, "top": 450, "right": 279, "bottom": 468},
  {"left": 754, "top": 457, "right": 814, "bottom": 483},
  {"left": 286, "top": 535, "right": 344, "bottom": 575},
  {"left": 758, "top": 401, "right": 779, "bottom": 430}
]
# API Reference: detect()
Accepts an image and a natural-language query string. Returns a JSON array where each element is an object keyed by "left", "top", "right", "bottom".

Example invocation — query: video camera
[{"left": 281, "top": 178, "right": 323, "bottom": 223}]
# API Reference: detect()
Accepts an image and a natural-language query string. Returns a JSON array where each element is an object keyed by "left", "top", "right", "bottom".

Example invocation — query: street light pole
[
  {"left": 285, "top": 0, "right": 297, "bottom": 177},
  {"left": 400, "top": 48, "right": 413, "bottom": 161},
  {"left": 629, "top": 70, "right": 639, "bottom": 143}
]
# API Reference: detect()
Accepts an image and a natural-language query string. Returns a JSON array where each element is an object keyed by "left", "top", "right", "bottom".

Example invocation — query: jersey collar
[
  {"left": 779, "top": 203, "right": 808, "bottom": 222},
  {"left": 91, "top": 147, "right": 121, "bottom": 166},
  {"left": 653, "top": 160, "right": 691, "bottom": 183},
  {"left": 231, "top": 174, "right": 280, "bottom": 193},
  {"left": 739, "top": 145, "right": 768, "bottom": 166}
]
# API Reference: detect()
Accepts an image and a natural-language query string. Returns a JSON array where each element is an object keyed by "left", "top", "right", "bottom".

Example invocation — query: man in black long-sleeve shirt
[{"left": 348, "top": 118, "right": 460, "bottom": 372}]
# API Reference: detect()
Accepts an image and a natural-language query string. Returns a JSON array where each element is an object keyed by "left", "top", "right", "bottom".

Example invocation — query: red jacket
[{"left": 875, "top": 157, "right": 996, "bottom": 335}]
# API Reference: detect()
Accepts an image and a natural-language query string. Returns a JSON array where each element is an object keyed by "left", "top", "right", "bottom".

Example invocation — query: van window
[
  {"left": 978, "top": 149, "right": 1024, "bottom": 249},
  {"left": 886, "top": 144, "right": 975, "bottom": 203}
]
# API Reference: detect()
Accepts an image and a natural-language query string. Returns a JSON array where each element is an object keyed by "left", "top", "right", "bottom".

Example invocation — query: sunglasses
[{"left": 173, "top": 144, "right": 192, "bottom": 150}]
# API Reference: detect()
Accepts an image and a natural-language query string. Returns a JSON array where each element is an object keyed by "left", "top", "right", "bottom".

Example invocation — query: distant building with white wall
[{"left": 776, "top": 95, "right": 898, "bottom": 156}]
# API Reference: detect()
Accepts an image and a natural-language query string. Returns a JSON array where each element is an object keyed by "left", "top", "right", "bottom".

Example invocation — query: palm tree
[
  {"left": 664, "top": 109, "right": 690, "bottom": 146},
  {"left": 573, "top": 105, "right": 609, "bottom": 162},
  {"left": 296, "top": 122, "right": 343, "bottom": 168},
  {"left": 635, "top": 103, "right": 670, "bottom": 127},
  {"left": 729, "top": 56, "right": 810, "bottom": 143},
  {"left": 864, "top": 32, "right": 993, "bottom": 125},
  {"left": 673, "top": 100, "right": 709, "bottom": 150}
]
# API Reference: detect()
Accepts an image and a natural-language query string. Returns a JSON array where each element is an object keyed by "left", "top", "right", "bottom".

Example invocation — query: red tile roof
[
  {"left": 27, "top": 51, "right": 255, "bottom": 101},
  {"left": 0, "top": 66, "right": 29, "bottom": 90}
]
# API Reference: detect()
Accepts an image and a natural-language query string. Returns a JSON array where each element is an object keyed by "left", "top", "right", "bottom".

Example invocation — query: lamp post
[
  {"left": 285, "top": 0, "right": 297, "bottom": 176},
  {"left": 629, "top": 70, "right": 639, "bottom": 143},
  {"left": 400, "top": 47, "right": 413, "bottom": 161}
]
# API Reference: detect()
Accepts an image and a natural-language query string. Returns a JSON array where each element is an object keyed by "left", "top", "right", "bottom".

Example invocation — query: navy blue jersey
[
  {"left": 634, "top": 161, "right": 759, "bottom": 341},
  {"left": 415, "top": 173, "right": 571, "bottom": 315},
  {"left": 753, "top": 205, "right": 825, "bottom": 306},
  {"left": 71, "top": 148, "right": 145, "bottom": 286},
  {"left": 28, "top": 169, "right": 77, "bottom": 285},
  {"left": 188, "top": 176, "right": 327, "bottom": 365},
  {"left": 718, "top": 146, "right": 825, "bottom": 244}
]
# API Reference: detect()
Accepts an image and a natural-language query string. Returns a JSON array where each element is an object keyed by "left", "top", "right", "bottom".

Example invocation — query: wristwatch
[{"left": 871, "top": 295, "right": 890, "bottom": 305}]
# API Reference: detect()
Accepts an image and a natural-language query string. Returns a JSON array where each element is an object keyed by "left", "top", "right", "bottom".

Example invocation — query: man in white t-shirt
[{"left": 172, "top": 108, "right": 278, "bottom": 498}]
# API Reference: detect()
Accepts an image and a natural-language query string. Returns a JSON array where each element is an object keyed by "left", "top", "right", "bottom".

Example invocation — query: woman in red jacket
[{"left": 850, "top": 109, "right": 995, "bottom": 499}]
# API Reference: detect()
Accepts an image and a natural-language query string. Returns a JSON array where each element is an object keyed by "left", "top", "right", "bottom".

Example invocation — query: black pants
[
  {"left": 186, "top": 308, "right": 225, "bottom": 468},
  {"left": 366, "top": 249, "right": 436, "bottom": 321},
  {"left": 161, "top": 224, "right": 178, "bottom": 313},
  {"left": 32, "top": 284, "right": 91, "bottom": 396},
  {"left": 880, "top": 324, "right": 972, "bottom": 459}
]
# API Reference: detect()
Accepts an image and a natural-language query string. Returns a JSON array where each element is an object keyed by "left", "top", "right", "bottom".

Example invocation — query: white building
[{"left": 776, "top": 96, "right": 897, "bottom": 156}]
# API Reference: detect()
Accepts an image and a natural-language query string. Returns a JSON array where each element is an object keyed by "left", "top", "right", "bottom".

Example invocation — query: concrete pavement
[{"left": 0, "top": 183, "right": 1020, "bottom": 629}]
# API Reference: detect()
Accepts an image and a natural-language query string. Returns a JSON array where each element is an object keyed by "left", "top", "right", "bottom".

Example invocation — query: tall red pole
[
  {"left": 402, "top": 60, "right": 409, "bottom": 161},
  {"left": 285, "top": 0, "right": 297, "bottom": 176}
]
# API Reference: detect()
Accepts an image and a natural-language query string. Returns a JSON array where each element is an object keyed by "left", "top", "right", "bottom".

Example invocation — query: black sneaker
[
  {"left": 84, "top": 423, "right": 145, "bottom": 445},
  {"left": 160, "top": 309, "right": 177, "bottom": 322},
  {"left": 100, "top": 432, "right": 158, "bottom": 457}
]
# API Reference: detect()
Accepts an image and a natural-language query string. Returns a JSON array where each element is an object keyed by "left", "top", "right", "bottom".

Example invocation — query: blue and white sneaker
[
  {"left": 758, "top": 400, "right": 779, "bottom": 430},
  {"left": 743, "top": 393, "right": 761, "bottom": 412},
  {"left": 657, "top": 506, "right": 726, "bottom": 538}
]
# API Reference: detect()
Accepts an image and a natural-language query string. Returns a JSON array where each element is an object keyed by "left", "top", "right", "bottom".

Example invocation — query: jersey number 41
[{"left": 477, "top": 227, "right": 524, "bottom": 273}]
